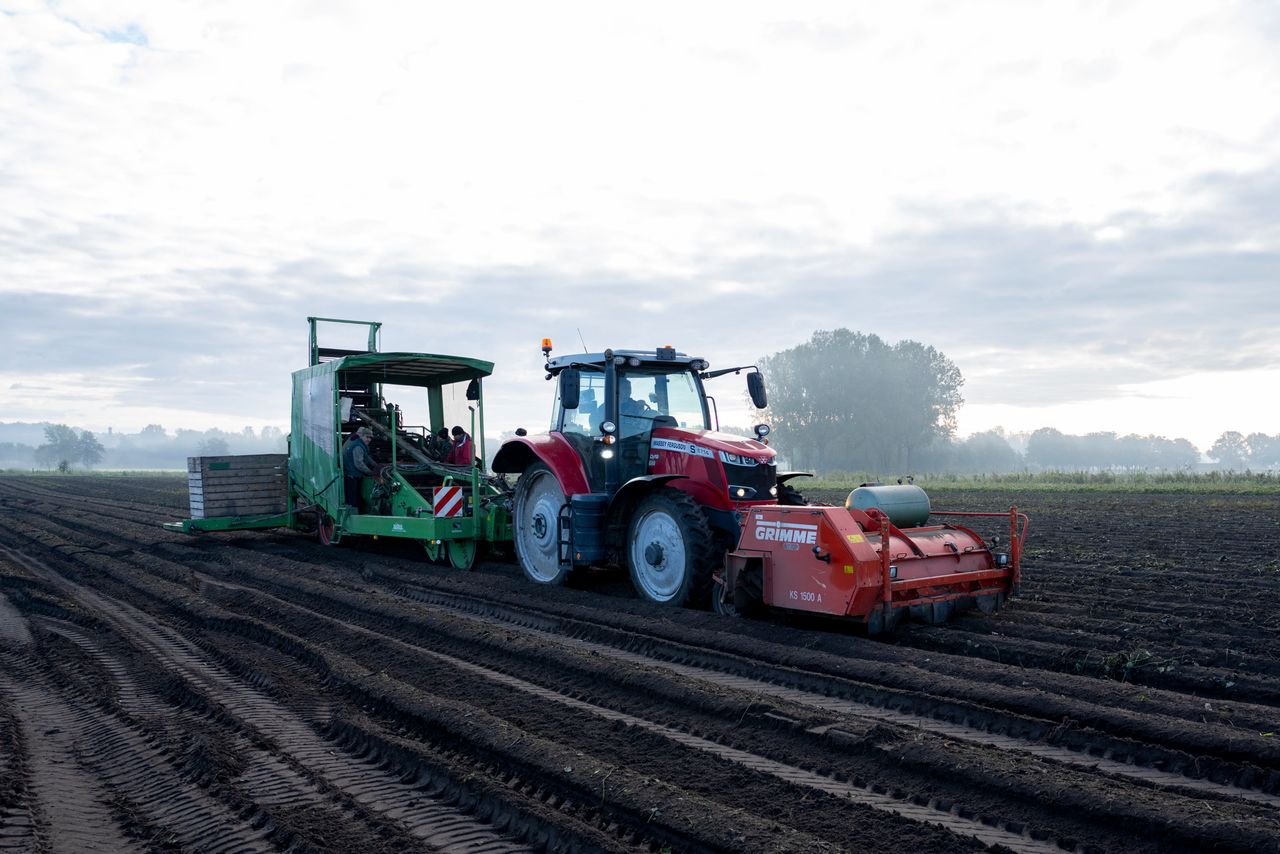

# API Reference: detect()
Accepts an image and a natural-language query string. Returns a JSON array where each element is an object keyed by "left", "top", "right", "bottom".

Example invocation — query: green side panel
[
  {"left": 342, "top": 514, "right": 477, "bottom": 540},
  {"left": 291, "top": 363, "right": 343, "bottom": 518}
]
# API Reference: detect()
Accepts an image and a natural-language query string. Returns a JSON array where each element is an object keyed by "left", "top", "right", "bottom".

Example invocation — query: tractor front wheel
[
  {"left": 513, "top": 462, "right": 572, "bottom": 586},
  {"left": 627, "top": 488, "right": 717, "bottom": 607}
]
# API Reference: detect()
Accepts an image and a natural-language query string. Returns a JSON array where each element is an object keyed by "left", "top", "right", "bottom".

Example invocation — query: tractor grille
[{"left": 722, "top": 460, "right": 776, "bottom": 501}]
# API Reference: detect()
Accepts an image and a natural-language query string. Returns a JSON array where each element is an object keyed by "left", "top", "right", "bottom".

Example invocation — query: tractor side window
[{"left": 558, "top": 371, "right": 606, "bottom": 435}]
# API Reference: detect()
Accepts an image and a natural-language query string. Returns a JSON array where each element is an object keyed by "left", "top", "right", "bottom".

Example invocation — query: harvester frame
[{"left": 166, "top": 317, "right": 512, "bottom": 568}]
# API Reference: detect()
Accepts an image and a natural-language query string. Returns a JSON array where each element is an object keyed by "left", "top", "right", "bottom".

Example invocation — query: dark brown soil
[{"left": 0, "top": 475, "right": 1277, "bottom": 853}]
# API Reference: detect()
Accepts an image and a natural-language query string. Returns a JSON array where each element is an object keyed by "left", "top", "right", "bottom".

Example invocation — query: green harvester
[{"left": 164, "top": 317, "right": 513, "bottom": 569}]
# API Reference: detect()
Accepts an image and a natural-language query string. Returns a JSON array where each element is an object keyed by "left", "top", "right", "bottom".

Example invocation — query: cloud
[{"left": 1, "top": 2, "right": 1278, "bottom": 444}]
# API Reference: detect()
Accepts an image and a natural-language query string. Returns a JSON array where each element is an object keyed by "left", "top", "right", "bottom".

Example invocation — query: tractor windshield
[{"left": 618, "top": 369, "right": 708, "bottom": 436}]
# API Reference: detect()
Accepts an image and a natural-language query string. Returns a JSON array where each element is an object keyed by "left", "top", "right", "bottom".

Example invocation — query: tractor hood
[{"left": 652, "top": 427, "right": 776, "bottom": 465}]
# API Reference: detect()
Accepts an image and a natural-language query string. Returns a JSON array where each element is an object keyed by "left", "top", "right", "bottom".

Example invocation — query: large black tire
[
  {"left": 512, "top": 462, "right": 573, "bottom": 586},
  {"left": 626, "top": 488, "right": 718, "bottom": 607}
]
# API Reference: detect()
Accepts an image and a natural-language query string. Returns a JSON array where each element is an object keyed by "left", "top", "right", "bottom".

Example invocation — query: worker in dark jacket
[
  {"left": 342, "top": 426, "right": 378, "bottom": 510},
  {"left": 445, "top": 425, "right": 473, "bottom": 466},
  {"left": 426, "top": 427, "right": 452, "bottom": 460}
]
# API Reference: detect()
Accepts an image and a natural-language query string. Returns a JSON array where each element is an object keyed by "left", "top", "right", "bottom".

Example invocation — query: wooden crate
[{"left": 187, "top": 454, "right": 288, "bottom": 519}]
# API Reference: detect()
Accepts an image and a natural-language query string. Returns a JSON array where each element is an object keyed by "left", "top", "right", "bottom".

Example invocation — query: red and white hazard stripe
[{"left": 433, "top": 486, "right": 464, "bottom": 518}]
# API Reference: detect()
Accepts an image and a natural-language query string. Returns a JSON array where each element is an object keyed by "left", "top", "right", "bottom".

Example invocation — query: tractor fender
[
  {"left": 492, "top": 434, "right": 592, "bottom": 496},
  {"left": 607, "top": 474, "right": 688, "bottom": 527}
]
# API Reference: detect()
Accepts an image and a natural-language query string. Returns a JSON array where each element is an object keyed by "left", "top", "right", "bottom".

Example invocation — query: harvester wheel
[
  {"left": 712, "top": 561, "right": 762, "bottom": 618},
  {"left": 447, "top": 539, "right": 478, "bottom": 571},
  {"left": 626, "top": 488, "right": 717, "bottom": 607},
  {"left": 316, "top": 513, "right": 337, "bottom": 546},
  {"left": 711, "top": 577, "right": 740, "bottom": 618},
  {"left": 513, "top": 463, "right": 572, "bottom": 586}
]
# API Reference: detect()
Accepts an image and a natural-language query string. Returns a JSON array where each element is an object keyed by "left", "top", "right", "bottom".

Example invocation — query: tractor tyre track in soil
[{"left": 0, "top": 475, "right": 1277, "bottom": 853}]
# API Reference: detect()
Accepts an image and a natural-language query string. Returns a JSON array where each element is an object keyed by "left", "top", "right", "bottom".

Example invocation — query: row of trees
[
  {"left": 759, "top": 329, "right": 963, "bottom": 473},
  {"left": 1206, "top": 432, "right": 1280, "bottom": 470},
  {"left": 1022, "top": 429, "right": 1202, "bottom": 471},
  {"left": 758, "top": 330, "right": 1277, "bottom": 475},
  {"left": 33, "top": 425, "right": 106, "bottom": 471},
  {"left": 1, "top": 423, "right": 286, "bottom": 470}
]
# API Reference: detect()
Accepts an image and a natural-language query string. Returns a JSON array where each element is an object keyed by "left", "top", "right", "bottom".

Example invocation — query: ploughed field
[{"left": 0, "top": 476, "right": 1277, "bottom": 854}]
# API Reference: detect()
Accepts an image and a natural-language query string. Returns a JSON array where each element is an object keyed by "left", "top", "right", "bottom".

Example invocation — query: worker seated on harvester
[
  {"left": 446, "top": 425, "right": 473, "bottom": 466},
  {"left": 425, "top": 428, "right": 453, "bottom": 461},
  {"left": 341, "top": 425, "right": 380, "bottom": 512},
  {"left": 493, "top": 338, "right": 1026, "bottom": 633}
]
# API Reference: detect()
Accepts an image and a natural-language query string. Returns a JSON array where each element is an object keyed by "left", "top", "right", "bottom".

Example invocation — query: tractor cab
[{"left": 549, "top": 347, "right": 717, "bottom": 492}]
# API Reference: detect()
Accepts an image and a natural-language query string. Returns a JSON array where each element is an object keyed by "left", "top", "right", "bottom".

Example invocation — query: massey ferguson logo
[{"left": 753, "top": 519, "right": 818, "bottom": 545}]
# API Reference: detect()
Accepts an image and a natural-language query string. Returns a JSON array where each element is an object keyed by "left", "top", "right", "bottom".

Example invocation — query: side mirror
[
  {"left": 465, "top": 379, "right": 480, "bottom": 401},
  {"left": 747, "top": 371, "right": 767, "bottom": 409},
  {"left": 559, "top": 369, "right": 581, "bottom": 411}
]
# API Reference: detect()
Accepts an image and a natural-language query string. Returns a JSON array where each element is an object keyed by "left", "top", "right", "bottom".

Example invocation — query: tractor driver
[
  {"left": 617, "top": 376, "right": 652, "bottom": 417},
  {"left": 342, "top": 426, "right": 379, "bottom": 511}
]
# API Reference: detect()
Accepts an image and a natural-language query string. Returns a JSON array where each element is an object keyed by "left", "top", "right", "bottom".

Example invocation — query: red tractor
[{"left": 493, "top": 341, "right": 1026, "bottom": 633}]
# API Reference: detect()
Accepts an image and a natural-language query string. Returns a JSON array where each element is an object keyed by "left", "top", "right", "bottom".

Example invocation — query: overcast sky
[{"left": 2, "top": 0, "right": 1277, "bottom": 450}]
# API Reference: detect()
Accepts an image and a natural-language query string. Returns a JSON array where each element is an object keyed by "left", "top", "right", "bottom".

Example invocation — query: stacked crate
[{"left": 187, "top": 454, "right": 288, "bottom": 519}]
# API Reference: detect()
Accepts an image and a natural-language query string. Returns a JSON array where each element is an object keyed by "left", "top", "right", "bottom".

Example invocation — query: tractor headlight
[
  {"left": 601, "top": 448, "right": 615, "bottom": 459},
  {"left": 754, "top": 423, "right": 771, "bottom": 438},
  {"left": 995, "top": 552, "right": 1009, "bottom": 567},
  {"left": 729, "top": 485, "right": 757, "bottom": 500},
  {"left": 601, "top": 420, "right": 617, "bottom": 435}
]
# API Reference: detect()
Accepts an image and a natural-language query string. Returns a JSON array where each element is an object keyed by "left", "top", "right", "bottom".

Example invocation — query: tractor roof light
[
  {"left": 754, "top": 424, "right": 771, "bottom": 438},
  {"left": 541, "top": 338, "right": 553, "bottom": 356},
  {"left": 627, "top": 357, "right": 641, "bottom": 366}
]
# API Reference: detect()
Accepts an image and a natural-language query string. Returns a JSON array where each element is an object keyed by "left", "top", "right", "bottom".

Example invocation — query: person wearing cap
[
  {"left": 445, "top": 425, "right": 473, "bottom": 466},
  {"left": 342, "top": 426, "right": 378, "bottom": 510}
]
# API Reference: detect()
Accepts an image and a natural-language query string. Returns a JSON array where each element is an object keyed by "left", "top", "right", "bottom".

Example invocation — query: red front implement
[{"left": 723, "top": 504, "right": 1028, "bottom": 634}]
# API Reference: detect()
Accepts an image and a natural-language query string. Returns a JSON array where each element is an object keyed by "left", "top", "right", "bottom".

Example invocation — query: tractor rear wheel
[
  {"left": 626, "top": 488, "right": 717, "bottom": 607},
  {"left": 513, "top": 462, "right": 572, "bottom": 586}
]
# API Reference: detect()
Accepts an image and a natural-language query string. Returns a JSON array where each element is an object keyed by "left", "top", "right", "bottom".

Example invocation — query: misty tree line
[
  {"left": 0, "top": 423, "right": 287, "bottom": 470},
  {"left": 759, "top": 330, "right": 1278, "bottom": 475}
]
